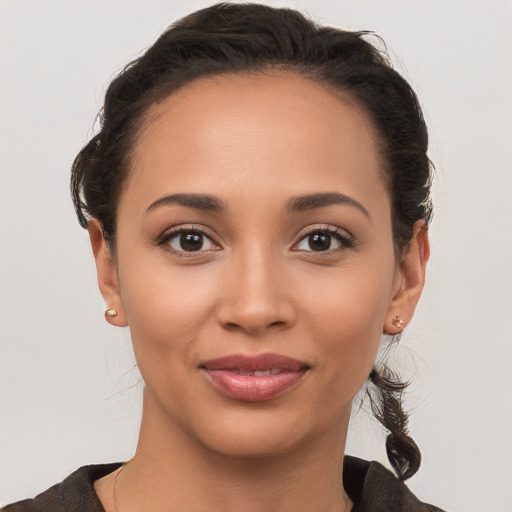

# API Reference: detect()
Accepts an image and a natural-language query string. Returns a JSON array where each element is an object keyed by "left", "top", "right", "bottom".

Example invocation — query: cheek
[
  {"left": 296, "top": 262, "right": 395, "bottom": 401},
  {"left": 116, "top": 258, "right": 218, "bottom": 374}
]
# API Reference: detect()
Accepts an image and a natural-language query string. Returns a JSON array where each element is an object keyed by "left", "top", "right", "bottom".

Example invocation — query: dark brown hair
[{"left": 71, "top": 2, "right": 432, "bottom": 480}]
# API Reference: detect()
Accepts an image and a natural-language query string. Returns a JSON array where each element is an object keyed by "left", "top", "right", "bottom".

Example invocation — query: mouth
[{"left": 200, "top": 353, "right": 310, "bottom": 402}]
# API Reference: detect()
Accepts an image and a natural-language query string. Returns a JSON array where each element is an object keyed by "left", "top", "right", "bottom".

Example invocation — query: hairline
[{"left": 109, "top": 66, "right": 394, "bottom": 251}]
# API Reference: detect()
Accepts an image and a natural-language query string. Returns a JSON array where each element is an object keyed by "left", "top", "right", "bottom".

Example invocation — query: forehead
[{"left": 124, "top": 71, "right": 387, "bottom": 212}]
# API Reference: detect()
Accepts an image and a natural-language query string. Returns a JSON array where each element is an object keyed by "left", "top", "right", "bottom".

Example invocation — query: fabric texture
[{"left": 2, "top": 456, "right": 445, "bottom": 512}]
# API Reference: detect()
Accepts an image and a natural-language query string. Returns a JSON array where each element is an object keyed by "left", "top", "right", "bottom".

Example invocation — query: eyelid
[
  {"left": 154, "top": 224, "right": 222, "bottom": 254},
  {"left": 153, "top": 223, "right": 355, "bottom": 255},
  {"left": 291, "top": 224, "right": 356, "bottom": 252}
]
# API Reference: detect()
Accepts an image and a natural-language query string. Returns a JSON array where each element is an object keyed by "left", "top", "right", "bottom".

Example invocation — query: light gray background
[{"left": 1, "top": 1, "right": 511, "bottom": 510}]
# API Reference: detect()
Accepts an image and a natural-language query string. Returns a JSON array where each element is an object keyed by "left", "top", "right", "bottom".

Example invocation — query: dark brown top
[{"left": 1, "top": 456, "right": 445, "bottom": 511}]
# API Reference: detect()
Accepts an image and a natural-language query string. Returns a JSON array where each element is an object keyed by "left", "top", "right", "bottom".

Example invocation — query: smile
[{"left": 200, "top": 353, "right": 310, "bottom": 402}]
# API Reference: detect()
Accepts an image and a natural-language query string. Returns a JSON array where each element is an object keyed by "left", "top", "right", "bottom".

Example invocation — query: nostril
[
  {"left": 224, "top": 322, "right": 243, "bottom": 332},
  {"left": 269, "top": 320, "right": 286, "bottom": 328},
  {"left": 221, "top": 318, "right": 291, "bottom": 335}
]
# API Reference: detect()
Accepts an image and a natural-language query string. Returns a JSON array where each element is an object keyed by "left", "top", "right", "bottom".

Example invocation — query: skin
[{"left": 90, "top": 71, "right": 429, "bottom": 512}]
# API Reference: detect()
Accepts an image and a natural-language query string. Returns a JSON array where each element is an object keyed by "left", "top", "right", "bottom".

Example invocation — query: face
[{"left": 92, "top": 71, "right": 427, "bottom": 459}]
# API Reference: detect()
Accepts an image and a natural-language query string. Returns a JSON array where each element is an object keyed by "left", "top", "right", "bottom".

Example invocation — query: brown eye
[
  {"left": 168, "top": 230, "right": 216, "bottom": 252},
  {"left": 294, "top": 228, "right": 354, "bottom": 252},
  {"left": 307, "top": 233, "right": 332, "bottom": 251}
]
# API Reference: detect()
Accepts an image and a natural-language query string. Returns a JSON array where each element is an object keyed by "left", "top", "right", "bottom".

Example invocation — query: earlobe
[
  {"left": 384, "top": 220, "right": 430, "bottom": 334},
  {"left": 88, "top": 219, "right": 128, "bottom": 327}
]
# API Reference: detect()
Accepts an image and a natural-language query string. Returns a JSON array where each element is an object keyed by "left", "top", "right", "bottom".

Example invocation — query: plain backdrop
[{"left": 1, "top": 1, "right": 511, "bottom": 511}]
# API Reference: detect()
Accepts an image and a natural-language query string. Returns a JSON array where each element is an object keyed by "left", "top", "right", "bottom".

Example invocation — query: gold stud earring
[
  {"left": 392, "top": 316, "right": 404, "bottom": 328},
  {"left": 105, "top": 308, "right": 118, "bottom": 318}
]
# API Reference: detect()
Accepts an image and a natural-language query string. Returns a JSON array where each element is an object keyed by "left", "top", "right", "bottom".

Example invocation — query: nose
[{"left": 216, "top": 250, "right": 296, "bottom": 336}]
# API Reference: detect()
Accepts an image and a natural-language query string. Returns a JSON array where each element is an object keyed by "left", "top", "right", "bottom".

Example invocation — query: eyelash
[
  {"left": 154, "top": 224, "right": 356, "bottom": 256},
  {"left": 154, "top": 225, "right": 220, "bottom": 257},
  {"left": 293, "top": 226, "right": 356, "bottom": 253}
]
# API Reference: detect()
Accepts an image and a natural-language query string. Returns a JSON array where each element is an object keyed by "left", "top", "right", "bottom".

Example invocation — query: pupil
[
  {"left": 309, "top": 233, "right": 330, "bottom": 251},
  {"left": 181, "top": 232, "right": 203, "bottom": 251}
]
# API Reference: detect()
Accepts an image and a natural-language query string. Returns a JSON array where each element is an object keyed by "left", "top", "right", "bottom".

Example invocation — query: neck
[{"left": 113, "top": 392, "right": 353, "bottom": 512}]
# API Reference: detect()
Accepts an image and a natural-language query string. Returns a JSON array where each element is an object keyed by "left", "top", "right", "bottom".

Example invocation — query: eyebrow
[
  {"left": 286, "top": 192, "right": 370, "bottom": 219},
  {"left": 146, "top": 191, "right": 369, "bottom": 219},
  {"left": 146, "top": 193, "right": 226, "bottom": 214}
]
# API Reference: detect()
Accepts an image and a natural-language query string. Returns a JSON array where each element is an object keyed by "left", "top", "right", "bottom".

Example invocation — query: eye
[
  {"left": 161, "top": 228, "right": 219, "bottom": 254},
  {"left": 294, "top": 228, "right": 355, "bottom": 252}
]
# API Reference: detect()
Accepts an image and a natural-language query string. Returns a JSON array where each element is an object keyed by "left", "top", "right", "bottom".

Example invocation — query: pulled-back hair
[{"left": 71, "top": 2, "right": 433, "bottom": 481}]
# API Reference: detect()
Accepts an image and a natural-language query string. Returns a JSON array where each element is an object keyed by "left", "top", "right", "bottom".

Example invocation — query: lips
[{"left": 200, "top": 354, "right": 309, "bottom": 402}]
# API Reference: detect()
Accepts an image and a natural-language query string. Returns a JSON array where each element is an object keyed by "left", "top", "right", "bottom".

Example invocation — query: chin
[
  {"left": 187, "top": 403, "right": 336, "bottom": 461},
  {"left": 198, "top": 426, "right": 305, "bottom": 460}
]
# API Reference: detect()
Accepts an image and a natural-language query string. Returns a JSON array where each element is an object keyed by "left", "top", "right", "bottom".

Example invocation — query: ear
[
  {"left": 384, "top": 220, "right": 430, "bottom": 334},
  {"left": 88, "top": 219, "right": 128, "bottom": 327}
]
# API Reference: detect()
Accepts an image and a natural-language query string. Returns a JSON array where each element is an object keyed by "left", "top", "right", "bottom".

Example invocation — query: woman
[{"left": 3, "top": 3, "right": 442, "bottom": 511}]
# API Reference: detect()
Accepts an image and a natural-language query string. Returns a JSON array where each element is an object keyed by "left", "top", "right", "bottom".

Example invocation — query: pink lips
[{"left": 200, "top": 354, "right": 309, "bottom": 402}]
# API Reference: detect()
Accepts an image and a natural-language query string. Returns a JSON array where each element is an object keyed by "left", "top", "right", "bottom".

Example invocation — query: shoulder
[
  {"left": 1, "top": 463, "right": 122, "bottom": 512},
  {"left": 344, "top": 455, "right": 446, "bottom": 512}
]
